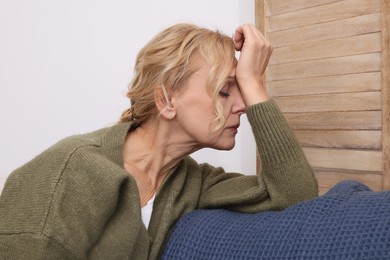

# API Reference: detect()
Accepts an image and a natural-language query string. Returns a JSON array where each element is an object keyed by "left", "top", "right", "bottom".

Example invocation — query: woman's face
[{"left": 172, "top": 58, "right": 246, "bottom": 150}]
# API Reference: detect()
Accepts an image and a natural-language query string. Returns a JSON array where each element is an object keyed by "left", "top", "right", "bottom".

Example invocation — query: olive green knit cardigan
[{"left": 0, "top": 99, "right": 318, "bottom": 259}]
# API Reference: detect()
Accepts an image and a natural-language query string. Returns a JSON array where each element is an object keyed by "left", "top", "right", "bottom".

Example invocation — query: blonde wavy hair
[{"left": 119, "top": 23, "right": 236, "bottom": 130}]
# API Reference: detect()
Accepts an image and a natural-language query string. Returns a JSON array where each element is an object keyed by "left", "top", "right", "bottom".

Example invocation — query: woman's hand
[{"left": 233, "top": 24, "right": 273, "bottom": 105}]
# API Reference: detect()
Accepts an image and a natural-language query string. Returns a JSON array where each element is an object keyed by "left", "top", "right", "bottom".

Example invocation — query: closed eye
[
  {"left": 219, "top": 91, "right": 230, "bottom": 97},
  {"left": 218, "top": 77, "right": 237, "bottom": 98}
]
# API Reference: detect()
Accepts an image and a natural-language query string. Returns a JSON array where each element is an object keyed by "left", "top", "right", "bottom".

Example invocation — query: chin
[{"left": 213, "top": 142, "right": 236, "bottom": 151}]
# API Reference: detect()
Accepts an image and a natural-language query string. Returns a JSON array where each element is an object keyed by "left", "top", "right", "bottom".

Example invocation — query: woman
[{"left": 0, "top": 23, "right": 318, "bottom": 259}]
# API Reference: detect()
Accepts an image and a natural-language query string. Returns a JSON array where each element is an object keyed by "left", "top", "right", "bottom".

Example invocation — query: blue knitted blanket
[{"left": 162, "top": 181, "right": 390, "bottom": 259}]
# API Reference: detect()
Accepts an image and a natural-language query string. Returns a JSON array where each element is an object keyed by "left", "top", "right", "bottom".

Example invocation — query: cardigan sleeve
[
  {"left": 0, "top": 233, "right": 76, "bottom": 260},
  {"left": 197, "top": 99, "right": 318, "bottom": 212},
  {"left": 0, "top": 138, "right": 92, "bottom": 259},
  {"left": 0, "top": 133, "right": 137, "bottom": 259}
]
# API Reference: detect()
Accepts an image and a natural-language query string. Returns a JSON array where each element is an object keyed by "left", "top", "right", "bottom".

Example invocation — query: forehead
[
  {"left": 190, "top": 55, "right": 237, "bottom": 82},
  {"left": 228, "top": 62, "right": 237, "bottom": 79}
]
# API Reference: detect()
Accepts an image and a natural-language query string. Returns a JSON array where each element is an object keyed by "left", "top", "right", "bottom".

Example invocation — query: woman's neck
[{"left": 123, "top": 120, "right": 199, "bottom": 206}]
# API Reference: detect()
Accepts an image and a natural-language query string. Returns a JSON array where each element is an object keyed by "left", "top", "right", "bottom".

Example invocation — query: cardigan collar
[{"left": 99, "top": 122, "right": 133, "bottom": 169}]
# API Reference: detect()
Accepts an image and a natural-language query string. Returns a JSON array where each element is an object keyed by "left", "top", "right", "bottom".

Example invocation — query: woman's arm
[
  {"left": 234, "top": 23, "right": 272, "bottom": 105},
  {"left": 197, "top": 99, "right": 318, "bottom": 212},
  {"left": 197, "top": 24, "right": 318, "bottom": 212}
]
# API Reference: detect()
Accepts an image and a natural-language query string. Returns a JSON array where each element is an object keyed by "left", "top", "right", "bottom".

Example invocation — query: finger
[
  {"left": 234, "top": 24, "right": 262, "bottom": 51},
  {"left": 234, "top": 24, "right": 253, "bottom": 50},
  {"left": 233, "top": 27, "right": 244, "bottom": 51}
]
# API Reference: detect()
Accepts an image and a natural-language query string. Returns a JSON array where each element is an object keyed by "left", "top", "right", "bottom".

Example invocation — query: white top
[{"left": 141, "top": 194, "right": 155, "bottom": 229}]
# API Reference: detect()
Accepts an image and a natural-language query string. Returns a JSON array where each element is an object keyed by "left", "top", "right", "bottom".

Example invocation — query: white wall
[{"left": 0, "top": 0, "right": 256, "bottom": 192}]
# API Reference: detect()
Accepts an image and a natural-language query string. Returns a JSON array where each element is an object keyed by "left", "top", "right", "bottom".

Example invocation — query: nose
[{"left": 232, "top": 91, "right": 246, "bottom": 115}]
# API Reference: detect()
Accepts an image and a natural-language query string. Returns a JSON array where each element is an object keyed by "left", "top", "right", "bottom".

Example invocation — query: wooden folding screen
[{"left": 255, "top": 0, "right": 390, "bottom": 194}]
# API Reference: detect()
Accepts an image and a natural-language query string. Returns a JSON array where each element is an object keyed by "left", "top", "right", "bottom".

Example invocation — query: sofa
[{"left": 162, "top": 181, "right": 390, "bottom": 259}]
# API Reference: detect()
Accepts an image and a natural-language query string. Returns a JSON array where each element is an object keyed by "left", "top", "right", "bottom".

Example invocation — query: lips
[{"left": 227, "top": 124, "right": 240, "bottom": 133}]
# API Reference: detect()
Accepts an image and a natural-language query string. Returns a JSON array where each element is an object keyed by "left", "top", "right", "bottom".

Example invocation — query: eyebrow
[
  {"left": 226, "top": 76, "right": 237, "bottom": 84},
  {"left": 225, "top": 76, "right": 236, "bottom": 84}
]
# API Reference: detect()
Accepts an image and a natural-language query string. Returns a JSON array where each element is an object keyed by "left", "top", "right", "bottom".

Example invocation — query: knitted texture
[
  {"left": 0, "top": 100, "right": 318, "bottom": 259},
  {"left": 162, "top": 180, "right": 390, "bottom": 259}
]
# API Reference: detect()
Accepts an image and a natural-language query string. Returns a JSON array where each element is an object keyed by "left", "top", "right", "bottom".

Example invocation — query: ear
[{"left": 154, "top": 86, "right": 177, "bottom": 120}]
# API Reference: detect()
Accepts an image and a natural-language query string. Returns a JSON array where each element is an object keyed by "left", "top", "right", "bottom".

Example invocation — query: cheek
[
  {"left": 217, "top": 100, "right": 232, "bottom": 122},
  {"left": 191, "top": 95, "right": 216, "bottom": 122},
  {"left": 176, "top": 99, "right": 215, "bottom": 132},
  {"left": 190, "top": 101, "right": 215, "bottom": 122}
]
